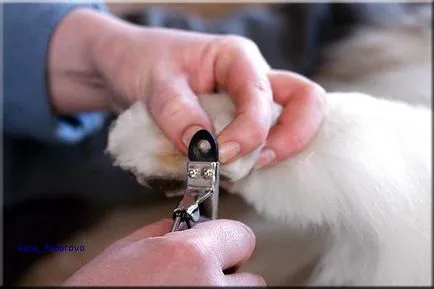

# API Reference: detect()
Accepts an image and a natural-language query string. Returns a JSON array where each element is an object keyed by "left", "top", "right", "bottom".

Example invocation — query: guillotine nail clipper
[{"left": 170, "top": 129, "right": 220, "bottom": 232}]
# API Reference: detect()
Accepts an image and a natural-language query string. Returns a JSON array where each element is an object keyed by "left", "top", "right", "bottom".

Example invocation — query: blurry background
[{"left": 3, "top": 2, "right": 431, "bottom": 286}]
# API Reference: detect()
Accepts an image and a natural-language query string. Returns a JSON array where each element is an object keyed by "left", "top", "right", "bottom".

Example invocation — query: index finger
[
  {"left": 170, "top": 219, "right": 256, "bottom": 270},
  {"left": 213, "top": 36, "right": 273, "bottom": 163}
]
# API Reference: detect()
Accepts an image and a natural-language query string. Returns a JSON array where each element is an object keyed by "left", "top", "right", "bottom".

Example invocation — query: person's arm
[
  {"left": 4, "top": 3, "right": 325, "bottom": 166},
  {"left": 3, "top": 3, "right": 108, "bottom": 144}
]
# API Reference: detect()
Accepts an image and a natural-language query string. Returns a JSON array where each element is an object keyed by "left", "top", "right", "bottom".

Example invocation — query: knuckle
[
  {"left": 235, "top": 36, "right": 258, "bottom": 51},
  {"left": 165, "top": 235, "right": 209, "bottom": 263},
  {"left": 220, "top": 36, "right": 270, "bottom": 71},
  {"left": 152, "top": 88, "right": 178, "bottom": 115},
  {"left": 301, "top": 82, "right": 327, "bottom": 110},
  {"left": 239, "top": 127, "right": 267, "bottom": 153},
  {"left": 276, "top": 132, "right": 305, "bottom": 158},
  {"left": 158, "top": 237, "right": 180, "bottom": 252},
  {"left": 245, "top": 109, "right": 272, "bottom": 142},
  {"left": 246, "top": 77, "right": 272, "bottom": 96},
  {"left": 271, "top": 129, "right": 304, "bottom": 159},
  {"left": 249, "top": 122, "right": 268, "bottom": 144},
  {"left": 229, "top": 76, "right": 272, "bottom": 108},
  {"left": 219, "top": 35, "right": 260, "bottom": 53},
  {"left": 154, "top": 237, "right": 192, "bottom": 262},
  {"left": 150, "top": 88, "right": 187, "bottom": 122},
  {"left": 291, "top": 133, "right": 308, "bottom": 154},
  {"left": 180, "top": 238, "right": 209, "bottom": 262}
]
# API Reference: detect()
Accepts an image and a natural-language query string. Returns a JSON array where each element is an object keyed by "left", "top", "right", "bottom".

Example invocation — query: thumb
[{"left": 146, "top": 77, "right": 213, "bottom": 155}]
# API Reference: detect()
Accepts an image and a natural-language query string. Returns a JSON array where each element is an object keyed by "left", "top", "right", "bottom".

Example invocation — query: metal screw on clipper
[
  {"left": 169, "top": 129, "right": 220, "bottom": 232},
  {"left": 188, "top": 168, "right": 199, "bottom": 178}
]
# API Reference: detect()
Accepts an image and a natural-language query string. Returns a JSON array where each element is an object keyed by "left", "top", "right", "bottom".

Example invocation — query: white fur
[{"left": 106, "top": 92, "right": 431, "bottom": 286}]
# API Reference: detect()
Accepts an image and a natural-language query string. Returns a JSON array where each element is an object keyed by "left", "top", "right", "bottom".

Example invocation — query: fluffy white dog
[{"left": 106, "top": 91, "right": 431, "bottom": 286}]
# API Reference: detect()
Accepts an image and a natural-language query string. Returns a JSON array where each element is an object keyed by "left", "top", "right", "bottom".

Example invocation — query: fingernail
[
  {"left": 219, "top": 141, "right": 241, "bottom": 163},
  {"left": 182, "top": 125, "right": 204, "bottom": 148},
  {"left": 254, "top": 149, "right": 276, "bottom": 169}
]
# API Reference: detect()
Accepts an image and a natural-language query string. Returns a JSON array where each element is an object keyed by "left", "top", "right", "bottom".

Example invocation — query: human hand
[
  {"left": 48, "top": 9, "right": 325, "bottom": 168},
  {"left": 254, "top": 70, "right": 326, "bottom": 169},
  {"left": 62, "top": 219, "right": 265, "bottom": 286}
]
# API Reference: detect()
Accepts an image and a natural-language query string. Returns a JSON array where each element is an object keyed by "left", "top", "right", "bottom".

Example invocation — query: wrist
[
  {"left": 90, "top": 11, "right": 147, "bottom": 108},
  {"left": 48, "top": 8, "right": 120, "bottom": 114}
]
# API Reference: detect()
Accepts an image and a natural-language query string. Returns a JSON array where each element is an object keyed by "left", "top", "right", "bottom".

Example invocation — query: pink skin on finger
[{"left": 254, "top": 71, "right": 327, "bottom": 168}]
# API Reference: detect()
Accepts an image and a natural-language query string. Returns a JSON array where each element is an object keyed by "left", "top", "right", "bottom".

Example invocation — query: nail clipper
[{"left": 170, "top": 129, "right": 220, "bottom": 232}]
